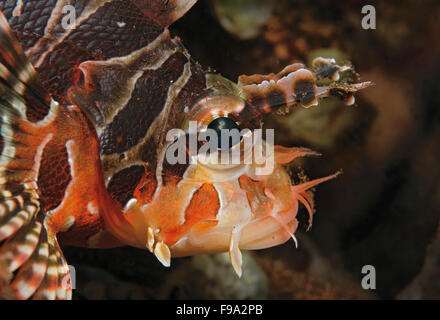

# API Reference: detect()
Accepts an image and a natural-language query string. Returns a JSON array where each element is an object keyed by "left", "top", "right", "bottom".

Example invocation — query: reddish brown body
[
  {"left": 0, "top": 0, "right": 370, "bottom": 299},
  {"left": 0, "top": 0, "right": 208, "bottom": 248}
]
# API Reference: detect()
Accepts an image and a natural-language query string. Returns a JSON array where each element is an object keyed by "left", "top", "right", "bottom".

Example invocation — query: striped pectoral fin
[
  {"left": 0, "top": 151, "right": 75, "bottom": 299},
  {"left": 0, "top": 185, "right": 71, "bottom": 300},
  {"left": 32, "top": 239, "right": 70, "bottom": 300},
  {"left": 0, "top": 11, "right": 52, "bottom": 122},
  {"left": 0, "top": 11, "right": 72, "bottom": 300}
]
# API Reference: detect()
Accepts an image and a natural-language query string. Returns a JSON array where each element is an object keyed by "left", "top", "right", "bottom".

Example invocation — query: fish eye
[{"left": 207, "top": 117, "right": 241, "bottom": 149}]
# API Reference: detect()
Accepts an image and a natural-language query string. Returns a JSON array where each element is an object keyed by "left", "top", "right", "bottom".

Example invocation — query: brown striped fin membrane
[
  {"left": 0, "top": 12, "right": 71, "bottom": 299},
  {"left": 130, "top": 0, "right": 198, "bottom": 27},
  {"left": 0, "top": 185, "right": 71, "bottom": 300},
  {"left": 238, "top": 57, "right": 373, "bottom": 112}
]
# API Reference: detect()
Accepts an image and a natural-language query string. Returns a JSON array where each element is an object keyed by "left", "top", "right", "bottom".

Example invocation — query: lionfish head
[{"left": 104, "top": 58, "right": 371, "bottom": 276}]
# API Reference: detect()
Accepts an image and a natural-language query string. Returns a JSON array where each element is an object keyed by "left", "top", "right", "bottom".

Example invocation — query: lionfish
[{"left": 0, "top": 0, "right": 370, "bottom": 299}]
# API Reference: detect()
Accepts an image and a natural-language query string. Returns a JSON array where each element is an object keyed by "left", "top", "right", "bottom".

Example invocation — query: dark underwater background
[{"left": 63, "top": 0, "right": 440, "bottom": 300}]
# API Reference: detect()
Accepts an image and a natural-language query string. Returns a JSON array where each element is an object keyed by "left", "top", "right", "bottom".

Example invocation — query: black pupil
[{"left": 207, "top": 117, "right": 241, "bottom": 149}]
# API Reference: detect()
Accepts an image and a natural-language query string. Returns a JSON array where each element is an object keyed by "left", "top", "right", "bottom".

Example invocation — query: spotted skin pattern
[{"left": 0, "top": 0, "right": 371, "bottom": 299}]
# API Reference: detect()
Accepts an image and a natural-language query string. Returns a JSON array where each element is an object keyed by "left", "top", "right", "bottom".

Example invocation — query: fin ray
[{"left": 0, "top": 11, "right": 71, "bottom": 300}]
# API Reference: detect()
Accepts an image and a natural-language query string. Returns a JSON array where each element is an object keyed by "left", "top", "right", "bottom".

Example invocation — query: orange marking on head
[
  {"left": 133, "top": 169, "right": 156, "bottom": 204},
  {"left": 162, "top": 183, "right": 219, "bottom": 245}
]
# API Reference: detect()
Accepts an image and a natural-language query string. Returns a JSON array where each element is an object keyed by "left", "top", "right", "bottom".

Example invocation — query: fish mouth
[
  {"left": 164, "top": 167, "right": 300, "bottom": 278},
  {"left": 101, "top": 140, "right": 339, "bottom": 277},
  {"left": 158, "top": 144, "right": 339, "bottom": 277},
  {"left": 168, "top": 196, "right": 300, "bottom": 255}
]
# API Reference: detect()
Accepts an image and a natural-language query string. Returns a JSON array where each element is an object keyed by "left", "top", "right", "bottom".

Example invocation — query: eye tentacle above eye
[{"left": 238, "top": 57, "right": 373, "bottom": 114}]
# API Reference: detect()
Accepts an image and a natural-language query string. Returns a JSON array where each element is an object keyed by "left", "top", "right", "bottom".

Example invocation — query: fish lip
[{"left": 168, "top": 203, "right": 299, "bottom": 257}]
